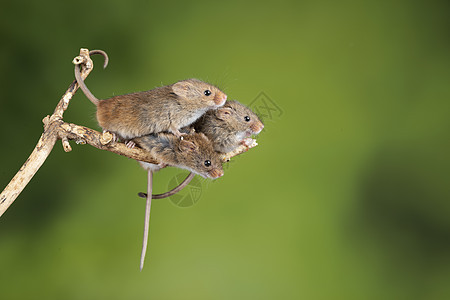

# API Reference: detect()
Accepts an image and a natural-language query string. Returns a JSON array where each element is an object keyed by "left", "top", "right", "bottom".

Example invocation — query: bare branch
[
  {"left": 59, "top": 122, "right": 159, "bottom": 163},
  {"left": 0, "top": 127, "right": 58, "bottom": 216}
]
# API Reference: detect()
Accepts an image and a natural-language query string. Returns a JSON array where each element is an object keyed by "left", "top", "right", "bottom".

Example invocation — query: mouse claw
[{"left": 125, "top": 140, "right": 136, "bottom": 149}]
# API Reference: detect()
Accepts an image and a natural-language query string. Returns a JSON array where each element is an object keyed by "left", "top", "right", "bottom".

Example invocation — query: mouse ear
[
  {"left": 172, "top": 81, "right": 196, "bottom": 99},
  {"left": 216, "top": 107, "right": 233, "bottom": 120},
  {"left": 179, "top": 139, "right": 198, "bottom": 152}
]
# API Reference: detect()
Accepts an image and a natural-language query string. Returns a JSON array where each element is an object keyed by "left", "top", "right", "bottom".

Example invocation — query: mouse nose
[
  {"left": 209, "top": 168, "right": 224, "bottom": 179},
  {"left": 251, "top": 122, "right": 264, "bottom": 134},
  {"left": 214, "top": 92, "right": 227, "bottom": 106}
]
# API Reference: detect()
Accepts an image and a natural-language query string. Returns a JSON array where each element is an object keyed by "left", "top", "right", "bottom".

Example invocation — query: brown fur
[
  {"left": 134, "top": 132, "right": 224, "bottom": 179},
  {"left": 193, "top": 100, "right": 264, "bottom": 153}
]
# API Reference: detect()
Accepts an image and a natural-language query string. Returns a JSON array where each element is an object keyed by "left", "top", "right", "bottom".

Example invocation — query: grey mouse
[
  {"left": 193, "top": 100, "right": 264, "bottom": 153},
  {"left": 134, "top": 132, "right": 224, "bottom": 179}
]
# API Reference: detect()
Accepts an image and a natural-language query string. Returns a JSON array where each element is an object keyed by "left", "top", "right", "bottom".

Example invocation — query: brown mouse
[
  {"left": 134, "top": 132, "right": 224, "bottom": 179},
  {"left": 193, "top": 100, "right": 264, "bottom": 153},
  {"left": 75, "top": 64, "right": 227, "bottom": 147}
]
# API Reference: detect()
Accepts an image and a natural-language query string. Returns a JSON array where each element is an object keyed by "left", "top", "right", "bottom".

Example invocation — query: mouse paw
[
  {"left": 100, "top": 130, "right": 117, "bottom": 145},
  {"left": 102, "top": 130, "right": 118, "bottom": 142},
  {"left": 169, "top": 127, "right": 187, "bottom": 138},
  {"left": 241, "top": 138, "right": 255, "bottom": 147},
  {"left": 125, "top": 140, "right": 136, "bottom": 149}
]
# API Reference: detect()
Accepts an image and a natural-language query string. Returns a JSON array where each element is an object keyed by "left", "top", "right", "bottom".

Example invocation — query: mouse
[
  {"left": 74, "top": 64, "right": 227, "bottom": 147},
  {"left": 192, "top": 100, "right": 264, "bottom": 153},
  {"left": 134, "top": 132, "right": 224, "bottom": 179}
]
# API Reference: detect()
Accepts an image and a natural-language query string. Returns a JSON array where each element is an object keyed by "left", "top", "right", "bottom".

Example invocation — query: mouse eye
[
  {"left": 244, "top": 116, "right": 251, "bottom": 122},
  {"left": 204, "top": 160, "right": 211, "bottom": 167},
  {"left": 204, "top": 90, "right": 212, "bottom": 96}
]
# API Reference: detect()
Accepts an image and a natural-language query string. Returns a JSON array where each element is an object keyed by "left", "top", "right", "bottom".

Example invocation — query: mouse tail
[
  {"left": 74, "top": 49, "right": 109, "bottom": 106},
  {"left": 140, "top": 169, "right": 153, "bottom": 271},
  {"left": 137, "top": 172, "right": 195, "bottom": 199}
]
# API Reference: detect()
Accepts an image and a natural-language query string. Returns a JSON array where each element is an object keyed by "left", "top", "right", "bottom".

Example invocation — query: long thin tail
[
  {"left": 140, "top": 169, "right": 153, "bottom": 271},
  {"left": 138, "top": 172, "right": 195, "bottom": 199},
  {"left": 74, "top": 49, "right": 109, "bottom": 106}
]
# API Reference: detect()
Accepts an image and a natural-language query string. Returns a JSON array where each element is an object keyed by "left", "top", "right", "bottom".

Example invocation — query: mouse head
[
  {"left": 172, "top": 79, "right": 227, "bottom": 108},
  {"left": 176, "top": 133, "right": 224, "bottom": 179},
  {"left": 215, "top": 100, "right": 264, "bottom": 138}
]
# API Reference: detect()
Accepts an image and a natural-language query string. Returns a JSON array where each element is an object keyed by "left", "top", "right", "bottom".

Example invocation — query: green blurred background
[{"left": 1, "top": 0, "right": 449, "bottom": 299}]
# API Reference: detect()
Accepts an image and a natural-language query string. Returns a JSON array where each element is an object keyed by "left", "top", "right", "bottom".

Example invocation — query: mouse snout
[
  {"left": 209, "top": 168, "right": 224, "bottom": 179},
  {"left": 250, "top": 121, "right": 264, "bottom": 135},
  {"left": 214, "top": 92, "right": 227, "bottom": 106}
]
